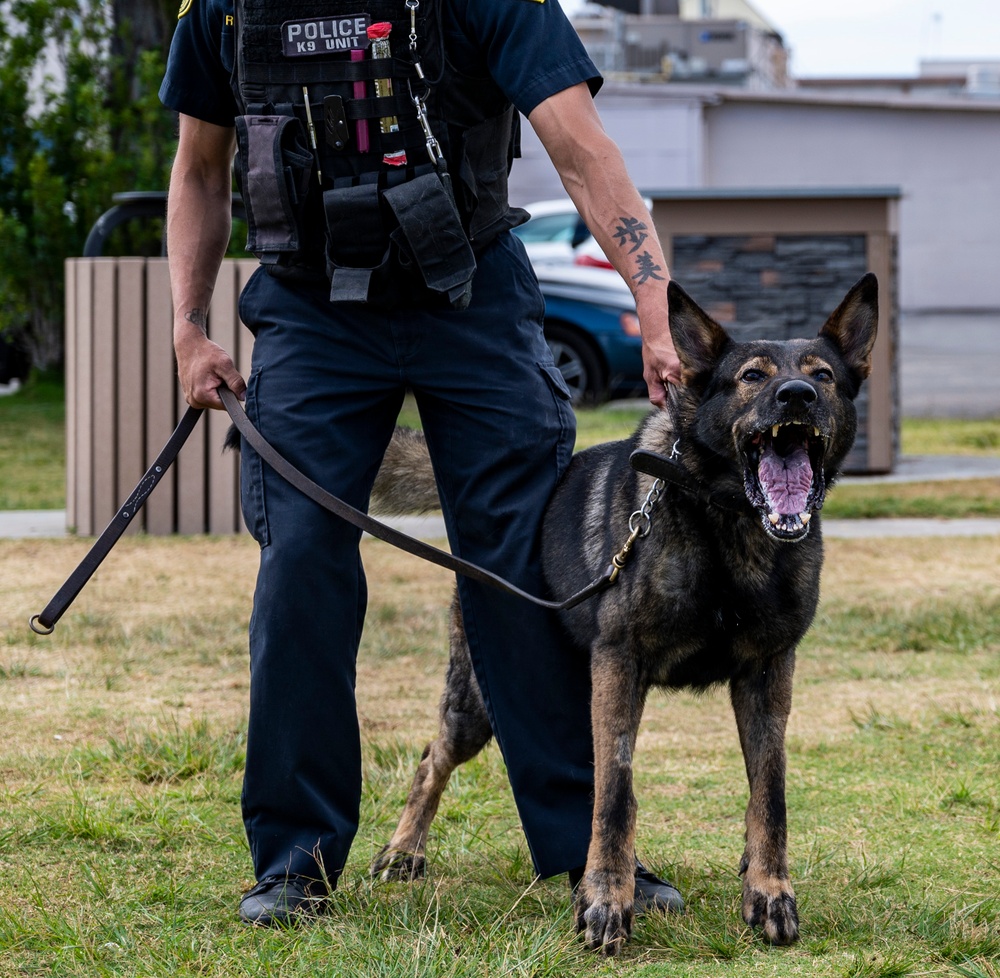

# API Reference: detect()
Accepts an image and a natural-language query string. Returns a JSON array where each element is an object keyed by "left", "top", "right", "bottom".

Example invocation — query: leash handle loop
[{"left": 28, "top": 405, "right": 205, "bottom": 634}]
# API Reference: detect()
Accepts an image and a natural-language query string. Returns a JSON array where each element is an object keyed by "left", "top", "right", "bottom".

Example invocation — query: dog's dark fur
[{"left": 368, "top": 275, "right": 879, "bottom": 953}]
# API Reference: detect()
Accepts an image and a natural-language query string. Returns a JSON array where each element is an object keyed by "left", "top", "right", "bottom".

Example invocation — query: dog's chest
[{"left": 637, "top": 540, "right": 819, "bottom": 688}]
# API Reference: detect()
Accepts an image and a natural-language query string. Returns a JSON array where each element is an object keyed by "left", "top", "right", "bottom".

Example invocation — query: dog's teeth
[
  {"left": 768, "top": 512, "right": 781, "bottom": 525},
  {"left": 813, "top": 427, "right": 821, "bottom": 437},
  {"left": 772, "top": 425, "right": 780, "bottom": 438},
  {"left": 800, "top": 512, "right": 812, "bottom": 524}
]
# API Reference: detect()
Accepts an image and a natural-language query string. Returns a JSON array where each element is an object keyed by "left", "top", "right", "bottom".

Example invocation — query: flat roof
[
  {"left": 638, "top": 186, "right": 902, "bottom": 200},
  {"left": 600, "top": 80, "right": 1000, "bottom": 113}
]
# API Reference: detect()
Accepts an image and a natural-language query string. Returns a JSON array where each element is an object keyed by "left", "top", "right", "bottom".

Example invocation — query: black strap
[
  {"left": 219, "top": 387, "right": 615, "bottom": 611},
  {"left": 629, "top": 448, "right": 747, "bottom": 513},
  {"left": 30, "top": 405, "right": 204, "bottom": 634},
  {"left": 30, "top": 389, "right": 617, "bottom": 634}
]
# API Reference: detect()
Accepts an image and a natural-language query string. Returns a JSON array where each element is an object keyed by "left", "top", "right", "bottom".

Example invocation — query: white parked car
[{"left": 512, "top": 197, "right": 653, "bottom": 272}]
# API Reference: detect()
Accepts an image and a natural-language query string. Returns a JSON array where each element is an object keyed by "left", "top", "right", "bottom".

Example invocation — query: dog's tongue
[{"left": 758, "top": 445, "right": 812, "bottom": 515}]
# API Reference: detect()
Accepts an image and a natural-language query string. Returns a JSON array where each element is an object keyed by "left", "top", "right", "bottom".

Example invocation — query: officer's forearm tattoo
[
  {"left": 184, "top": 308, "right": 208, "bottom": 331},
  {"left": 613, "top": 215, "right": 665, "bottom": 286}
]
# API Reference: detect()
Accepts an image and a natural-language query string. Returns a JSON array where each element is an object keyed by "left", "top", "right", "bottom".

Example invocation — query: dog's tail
[
  {"left": 225, "top": 422, "right": 440, "bottom": 515},
  {"left": 370, "top": 426, "right": 441, "bottom": 515}
]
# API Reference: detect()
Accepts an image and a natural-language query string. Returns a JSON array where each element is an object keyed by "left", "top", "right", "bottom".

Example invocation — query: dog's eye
[
  {"left": 811, "top": 368, "right": 834, "bottom": 383},
  {"left": 741, "top": 369, "right": 766, "bottom": 383}
]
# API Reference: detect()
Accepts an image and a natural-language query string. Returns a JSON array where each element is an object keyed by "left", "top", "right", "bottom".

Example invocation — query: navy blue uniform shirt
[{"left": 160, "top": 0, "right": 602, "bottom": 126}]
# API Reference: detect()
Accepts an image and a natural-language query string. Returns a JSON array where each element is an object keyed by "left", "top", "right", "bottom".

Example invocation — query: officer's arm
[
  {"left": 167, "top": 113, "right": 246, "bottom": 410},
  {"left": 527, "top": 83, "right": 679, "bottom": 408}
]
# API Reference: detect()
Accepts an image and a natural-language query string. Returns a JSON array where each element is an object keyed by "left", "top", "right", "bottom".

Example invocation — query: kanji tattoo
[
  {"left": 632, "top": 252, "right": 665, "bottom": 285},
  {"left": 612, "top": 216, "right": 649, "bottom": 254}
]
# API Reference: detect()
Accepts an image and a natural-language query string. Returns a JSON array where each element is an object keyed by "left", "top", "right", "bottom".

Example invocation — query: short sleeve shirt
[{"left": 159, "top": 0, "right": 602, "bottom": 126}]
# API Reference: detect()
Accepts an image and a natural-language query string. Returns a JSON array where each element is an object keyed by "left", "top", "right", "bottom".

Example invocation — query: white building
[{"left": 511, "top": 82, "right": 1000, "bottom": 315}]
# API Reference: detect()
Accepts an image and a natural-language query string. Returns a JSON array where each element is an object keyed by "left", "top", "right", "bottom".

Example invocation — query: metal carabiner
[
  {"left": 409, "top": 82, "right": 444, "bottom": 165},
  {"left": 406, "top": 0, "right": 420, "bottom": 50}
]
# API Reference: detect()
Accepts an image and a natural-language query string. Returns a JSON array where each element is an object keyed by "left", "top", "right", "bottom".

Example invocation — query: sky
[{"left": 562, "top": 0, "right": 1000, "bottom": 78}]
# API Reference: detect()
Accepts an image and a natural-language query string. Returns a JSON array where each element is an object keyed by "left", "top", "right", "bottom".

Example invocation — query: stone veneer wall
[{"left": 670, "top": 233, "right": 874, "bottom": 471}]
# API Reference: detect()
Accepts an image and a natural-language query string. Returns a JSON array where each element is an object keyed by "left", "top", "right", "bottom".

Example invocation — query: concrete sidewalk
[
  {"left": 4, "top": 509, "right": 997, "bottom": 540},
  {"left": 3, "top": 450, "right": 998, "bottom": 541}
]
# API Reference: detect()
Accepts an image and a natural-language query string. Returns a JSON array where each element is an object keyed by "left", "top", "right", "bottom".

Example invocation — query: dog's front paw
[
  {"left": 574, "top": 874, "right": 634, "bottom": 955},
  {"left": 741, "top": 876, "right": 799, "bottom": 945},
  {"left": 370, "top": 844, "right": 426, "bottom": 882}
]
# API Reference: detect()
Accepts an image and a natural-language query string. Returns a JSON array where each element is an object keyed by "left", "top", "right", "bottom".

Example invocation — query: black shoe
[
  {"left": 567, "top": 860, "right": 684, "bottom": 916},
  {"left": 238, "top": 876, "right": 328, "bottom": 927},
  {"left": 633, "top": 860, "right": 684, "bottom": 915}
]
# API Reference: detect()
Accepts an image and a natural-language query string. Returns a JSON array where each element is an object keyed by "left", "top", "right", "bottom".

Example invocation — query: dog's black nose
[{"left": 775, "top": 379, "right": 817, "bottom": 406}]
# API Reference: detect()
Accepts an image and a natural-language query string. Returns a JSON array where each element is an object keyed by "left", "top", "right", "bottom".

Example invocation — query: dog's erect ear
[
  {"left": 668, "top": 280, "right": 731, "bottom": 387},
  {"left": 818, "top": 273, "right": 879, "bottom": 384}
]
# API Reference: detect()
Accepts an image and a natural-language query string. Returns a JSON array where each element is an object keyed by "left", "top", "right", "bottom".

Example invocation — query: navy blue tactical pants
[{"left": 236, "top": 233, "right": 594, "bottom": 886}]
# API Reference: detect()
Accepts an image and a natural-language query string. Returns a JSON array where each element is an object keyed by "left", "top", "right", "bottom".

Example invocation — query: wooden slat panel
[
  {"left": 207, "top": 260, "right": 241, "bottom": 534},
  {"left": 176, "top": 390, "right": 207, "bottom": 535},
  {"left": 144, "top": 260, "right": 177, "bottom": 534},
  {"left": 115, "top": 259, "right": 147, "bottom": 536},
  {"left": 91, "top": 260, "right": 118, "bottom": 531},
  {"left": 64, "top": 260, "right": 78, "bottom": 533},
  {"left": 75, "top": 261, "right": 95, "bottom": 536}
]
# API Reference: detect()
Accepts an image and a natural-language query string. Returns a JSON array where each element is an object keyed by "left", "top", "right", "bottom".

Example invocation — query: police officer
[{"left": 160, "top": 0, "right": 682, "bottom": 926}]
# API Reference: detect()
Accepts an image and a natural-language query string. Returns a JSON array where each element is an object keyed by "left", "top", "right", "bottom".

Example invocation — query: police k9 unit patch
[{"left": 281, "top": 15, "right": 372, "bottom": 57}]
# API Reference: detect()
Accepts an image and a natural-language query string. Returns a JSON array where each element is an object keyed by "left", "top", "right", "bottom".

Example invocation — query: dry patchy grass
[{"left": 2, "top": 533, "right": 995, "bottom": 769}]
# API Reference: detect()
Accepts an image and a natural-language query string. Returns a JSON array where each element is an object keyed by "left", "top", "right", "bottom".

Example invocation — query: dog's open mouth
[{"left": 742, "top": 423, "right": 826, "bottom": 542}]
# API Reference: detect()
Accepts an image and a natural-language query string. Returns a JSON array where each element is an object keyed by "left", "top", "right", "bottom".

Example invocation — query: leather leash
[
  {"left": 30, "top": 388, "right": 618, "bottom": 634},
  {"left": 216, "top": 386, "right": 617, "bottom": 612},
  {"left": 30, "top": 404, "right": 204, "bottom": 634}
]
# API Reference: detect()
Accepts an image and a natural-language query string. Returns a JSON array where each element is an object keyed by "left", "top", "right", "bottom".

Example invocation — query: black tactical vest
[{"left": 231, "top": 0, "right": 528, "bottom": 308}]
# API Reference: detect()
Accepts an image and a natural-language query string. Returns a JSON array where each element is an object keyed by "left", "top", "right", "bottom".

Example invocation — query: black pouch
[
  {"left": 322, "top": 181, "right": 392, "bottom": 303},
  {"left": 322, "top": 168, "right": 476, "bottom": 309},
  {"left": 235, "top": 115, "right": 314, "bottom": 261},
  {"left": 383, "top": 170, "right": 477, "bottom": 310}
]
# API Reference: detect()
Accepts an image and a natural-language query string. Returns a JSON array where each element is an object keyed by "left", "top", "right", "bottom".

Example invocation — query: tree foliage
[{"left": 0, "top": 0, "right": 179, "bottom": 370}]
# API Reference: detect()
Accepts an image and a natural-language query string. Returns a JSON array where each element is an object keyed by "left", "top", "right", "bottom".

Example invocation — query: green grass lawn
[
  {"left": 0, "top": 373, "right": 66, "bottom": 509},
  {"left": 1, "top": 377, "right": 997, "bottom": 517},
  {"left": 1, "top": 533, "right": 997, "bottom": 976}
]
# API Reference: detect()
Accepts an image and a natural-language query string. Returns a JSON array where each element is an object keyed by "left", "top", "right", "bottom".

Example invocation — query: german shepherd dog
[{"left": 368, "top": 274, "right": 879, "bottom": 953}]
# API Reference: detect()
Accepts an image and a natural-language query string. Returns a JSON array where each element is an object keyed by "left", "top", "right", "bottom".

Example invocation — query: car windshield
[{"left": 512, "top": 213, "right": 582, "bottom": 244}]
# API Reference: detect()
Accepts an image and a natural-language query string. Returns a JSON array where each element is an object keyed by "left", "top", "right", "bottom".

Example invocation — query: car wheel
[{"left": 544, "top": 322, "right": 607, "bottom": 404}]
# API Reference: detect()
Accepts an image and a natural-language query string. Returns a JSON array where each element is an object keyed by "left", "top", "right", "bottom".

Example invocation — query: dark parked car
[{"left": 536, "top": 265, "right": 645, "bottom": 404}]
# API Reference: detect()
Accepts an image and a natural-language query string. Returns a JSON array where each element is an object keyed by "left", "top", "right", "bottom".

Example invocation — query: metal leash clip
[{"left": 610, "top": 477, "right": 664, "bottom": 582}]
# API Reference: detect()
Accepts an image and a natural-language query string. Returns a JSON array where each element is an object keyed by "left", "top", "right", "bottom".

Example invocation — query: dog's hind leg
[
  {"left": 731, "top": 651, "right": 800, "bottom": 945},
  {"left": 371, "top": 593, "right": 493, "bottom": 881}
]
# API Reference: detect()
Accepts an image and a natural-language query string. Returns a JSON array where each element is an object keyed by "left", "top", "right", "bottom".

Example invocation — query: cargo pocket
[
  {"left": 539, "top": 361, "right": 575, "bottom": 475},
  {"left": 240, "top": 367, "right": 270, "bottom": 549},
  {"left": 235, "top": 115, "right": 314, "bottom": 260}
]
